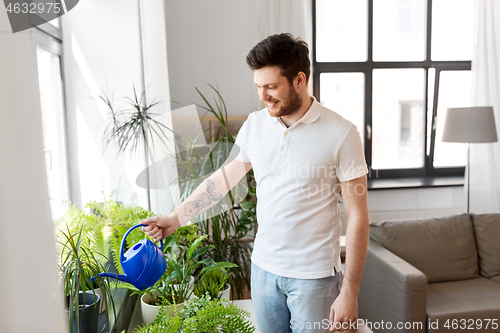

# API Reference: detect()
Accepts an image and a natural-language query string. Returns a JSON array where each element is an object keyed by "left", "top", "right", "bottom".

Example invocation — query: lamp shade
[{"left": 442, "top": 106, "right": 498, "bottom": 143}]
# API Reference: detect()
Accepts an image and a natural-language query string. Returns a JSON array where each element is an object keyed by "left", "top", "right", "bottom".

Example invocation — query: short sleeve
[
  {"left": 232, "top": 118, "right": 251, "bottom": 163},
  {"left": 335, "top": 124, "right": 368, "bottom": 182}
]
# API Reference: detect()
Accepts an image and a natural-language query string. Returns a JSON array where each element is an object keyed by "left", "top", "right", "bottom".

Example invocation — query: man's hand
[
  {"left": 329, "top": 291, "right": 358, "bottom": 332},
  {"left": 141, "top": 214, "right": 181, "bottom": 242}
]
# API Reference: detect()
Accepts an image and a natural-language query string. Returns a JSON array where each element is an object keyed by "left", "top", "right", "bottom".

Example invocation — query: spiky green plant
[
  {"left": 193, "top": 265, "right": 233, "bottom": 299},
  {"left": 58, "top": 225, "right": 116, "bottom": 333}
]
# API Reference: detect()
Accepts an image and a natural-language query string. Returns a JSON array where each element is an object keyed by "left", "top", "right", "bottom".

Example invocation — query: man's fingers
[
  {"left": 152, "top": 229, "right": 163, "bottom": 242},
  {"left": 141, "top": 216, "right": 158, "bottom": 226},
  {"left": 141, "top": 216, "right": 160, "bottom": 233},
  {"left": 332, "top": 315, "right": 345, "bottom": 332},
  {"left": 141, "top": 223, "right": 157, "bottom": 233},
  {"left": 144, "top": 226, "right": 159, "bottom": 238}
]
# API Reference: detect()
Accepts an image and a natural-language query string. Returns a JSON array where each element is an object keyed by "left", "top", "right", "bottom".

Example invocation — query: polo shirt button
[
  {"left": 281, "top": 147, "right": 285, "bottom": 151},
  {"left": 285, "top": 132, "right": 289, "bottom": 136}
]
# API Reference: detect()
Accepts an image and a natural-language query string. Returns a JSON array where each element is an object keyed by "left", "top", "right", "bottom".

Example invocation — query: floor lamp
[{"left": 442, "top": 106, "right": 498, "bottom": 213}]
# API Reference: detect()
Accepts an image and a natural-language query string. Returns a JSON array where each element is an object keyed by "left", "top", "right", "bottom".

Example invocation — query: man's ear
[{"left": 295, "top": 72, "right": 307, "bottom": 89}]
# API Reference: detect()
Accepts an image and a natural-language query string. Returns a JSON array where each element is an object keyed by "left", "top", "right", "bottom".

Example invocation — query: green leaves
[
  {"left": 134, "top": 297, "right": 255, "bottom": 333},
  {"left": 58, "top": 224, "right": 117, "bottom": 332},
  {"left": 181, "top": 299, "right": 255, "bottom": 333}
]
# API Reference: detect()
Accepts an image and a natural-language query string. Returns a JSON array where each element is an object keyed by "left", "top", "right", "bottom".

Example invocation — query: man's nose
[{"left": 259, "top": 89, "right": 269, "bottom": 101}]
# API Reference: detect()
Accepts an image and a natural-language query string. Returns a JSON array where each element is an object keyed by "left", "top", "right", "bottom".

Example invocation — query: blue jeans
[{"left": 251, "top": 263, "right": 342, "bottom": 333}]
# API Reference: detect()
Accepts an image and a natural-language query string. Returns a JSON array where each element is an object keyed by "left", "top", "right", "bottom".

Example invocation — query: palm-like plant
[{"left": 101, "top": 87, "right": 172, "bottom": 209}]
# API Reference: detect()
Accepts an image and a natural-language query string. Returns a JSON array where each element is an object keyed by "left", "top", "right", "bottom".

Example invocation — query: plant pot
[
  {"left": 141, "top": 292, "right": 184, "bottom": 325},
  {"left": 65, "top": 292, "right": 100, "bottom": 333},
  {"left": 93, "top": 288, "right": 107, "bottom": 313},
  {"left": 217, "top": 283, "right": 231, "bottom": 300}
]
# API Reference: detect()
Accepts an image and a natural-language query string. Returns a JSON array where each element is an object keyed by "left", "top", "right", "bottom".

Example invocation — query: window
[
  {"left": 313, "top": 0, "right": 473, "bottom": 178},
  {"left": 35, "top": 20, "right": 69, "bottom": 221}
]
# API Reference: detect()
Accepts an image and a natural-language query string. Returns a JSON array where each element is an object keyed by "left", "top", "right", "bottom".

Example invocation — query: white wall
[
  {"left": 367, "top": 186, "right": 465, "bottom": 222},
  {"left": 338, "top": 186, "right": 465, "bottom": 234},
  {"left": 0, "top": 11, "right": 66, "bottom": 333},
  {"left": 165, "top": 0, "right": 262, "bottom": 116}
]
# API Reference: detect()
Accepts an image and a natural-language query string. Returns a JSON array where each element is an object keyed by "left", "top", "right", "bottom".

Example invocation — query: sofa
[{"left": 358, "top": 213, "right": 500, "bottom": 333}]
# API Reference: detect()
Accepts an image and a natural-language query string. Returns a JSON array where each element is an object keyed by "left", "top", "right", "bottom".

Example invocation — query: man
[{"left": 141, "top": 33, "right": 369, "bottom": 333}]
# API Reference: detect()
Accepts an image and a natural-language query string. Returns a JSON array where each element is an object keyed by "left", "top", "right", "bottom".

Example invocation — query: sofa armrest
[{"left": 358, "top": 240, "right": 428, "bottom": 333}]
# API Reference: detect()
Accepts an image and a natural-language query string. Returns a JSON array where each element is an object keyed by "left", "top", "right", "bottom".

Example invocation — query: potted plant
[
  {"left": 58, "top": 225, "right": 116, "bottom": 333},
  {"left": 139, "top": 282, "right": 186, "bottom": 325},
  {"left": 163, "top": 228, "right": 237, "bottom": 299},
  {"left": 193, "top": 265, "right": 235, "bottom": 300},
  {"left": 133, "top": 293, "right": 255, "bottom": 333}
]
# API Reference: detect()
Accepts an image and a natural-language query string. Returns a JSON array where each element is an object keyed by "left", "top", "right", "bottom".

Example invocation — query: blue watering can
[{"left": 92, "top": 224, "right": 166, "bottom": 290}]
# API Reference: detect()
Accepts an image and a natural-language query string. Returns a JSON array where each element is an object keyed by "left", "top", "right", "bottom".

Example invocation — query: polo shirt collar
[
  {"left": 299, "top": 96, "right": 322, "bottom": 124},
  {"left": 270, "top": 96, "right": 322, "bottom": 125}
]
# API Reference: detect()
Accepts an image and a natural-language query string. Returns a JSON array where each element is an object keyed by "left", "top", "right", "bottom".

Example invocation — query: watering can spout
[{"left": 91, "top": 273, "right": 131, "bottom": 284}]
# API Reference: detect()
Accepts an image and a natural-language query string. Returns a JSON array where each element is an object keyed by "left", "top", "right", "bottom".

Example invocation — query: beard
[{"left": 267, "top": 84, "right": 303, "bottom": 118}]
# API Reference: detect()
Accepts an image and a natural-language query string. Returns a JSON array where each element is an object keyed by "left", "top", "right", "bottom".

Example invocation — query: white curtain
[
  {"left": 257, "top": 0, "right": 312, "bottom": 45},
  {"left": 470, "top": 0, "right": 500, "bottom": 213},
  {"left": 0, "top": 11, "right": 66, "bottom": 333},
  {"left": 255, "top": 0, "right": 313, "bottom": 98}
]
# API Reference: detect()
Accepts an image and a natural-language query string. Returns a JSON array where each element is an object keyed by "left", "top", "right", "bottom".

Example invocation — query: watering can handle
[{"left": 119, "top": 224, "right": 164, "bottom": 262}]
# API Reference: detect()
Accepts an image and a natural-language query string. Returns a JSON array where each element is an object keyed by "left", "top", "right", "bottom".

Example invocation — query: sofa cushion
[
  {"left": 370, "top": 214, "right": 479, "bottom": 283},
  {"left": 427, "top": 277, "right": 500, "bottom": 333},
  {"left": 490, "top": 275, "right": 500, "bottom": 285},
  {"left": 471, "top": 214, "right": 500, "bottom": 278}
]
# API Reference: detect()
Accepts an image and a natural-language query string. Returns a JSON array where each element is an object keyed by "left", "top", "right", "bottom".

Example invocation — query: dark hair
[{"left": 246, "top": 33, "right": 311, "bottom": 85}]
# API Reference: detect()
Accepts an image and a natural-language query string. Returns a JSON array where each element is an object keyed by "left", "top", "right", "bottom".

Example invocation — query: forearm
[
  {"left": 342, "top": 214, "right": 369, "bottom": 297},
  {"left": 168, "top": 160, "right": 251, "bottom": 226},
  {"left": 168, "top": 170, "right": 228, "bottom": 226}
]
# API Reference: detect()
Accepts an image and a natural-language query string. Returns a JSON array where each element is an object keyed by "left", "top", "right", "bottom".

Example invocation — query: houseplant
[
  {"left": 101, "top": 87, "right": 172, "bottom": 210},
  {"left": 139, "top": 283, "right": 186, "bottom": 325},
  {"left": 174, "top": 84, "right": 257, "bottom": 299},
  {"left": 193, "top": 265, "right": 234, "bottom": 300},
  {"left": 58, "top": 225, "right": 116, "bottom": 333},
  {"left": 133, "top": 294, "right": 255, "bottom": 333}
]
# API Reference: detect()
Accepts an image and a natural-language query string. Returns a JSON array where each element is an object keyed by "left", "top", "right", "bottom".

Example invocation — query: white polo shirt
[{"left": 235, "top": 97, "right": 368, "bottom": 279}]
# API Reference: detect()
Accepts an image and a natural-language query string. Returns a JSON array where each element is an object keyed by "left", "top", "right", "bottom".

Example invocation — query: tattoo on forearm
[{"left": 184, "top": 179, "right": 223, "bottom": 217}]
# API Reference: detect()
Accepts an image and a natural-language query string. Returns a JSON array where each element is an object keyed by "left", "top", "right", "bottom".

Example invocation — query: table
[{"left": 232, "top": 299, "right": 374, "bottom": 333}]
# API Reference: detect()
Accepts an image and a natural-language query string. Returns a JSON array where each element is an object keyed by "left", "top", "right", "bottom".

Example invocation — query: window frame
[
  {"left": 34, "top": 20, "right": 72, "bottom": 217},
  {"left": 312, "top": 0, "right": 469, "bottom": 179}
]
